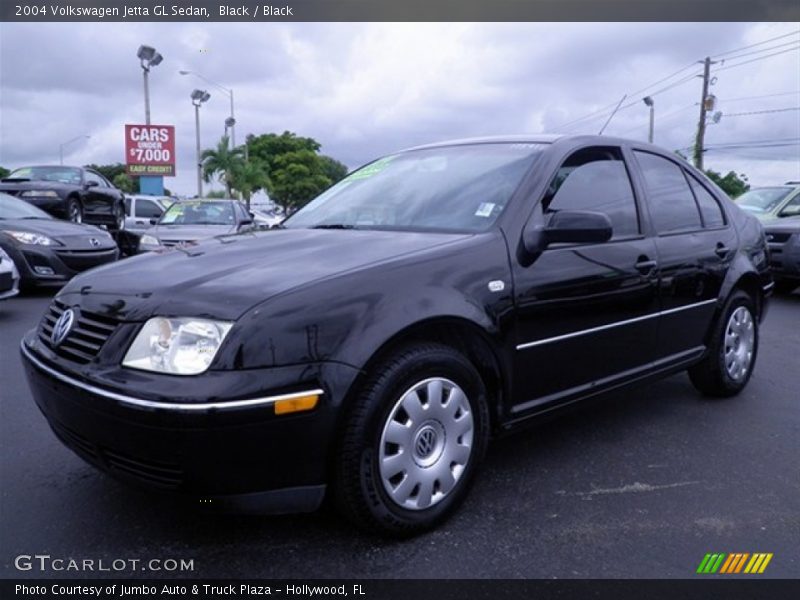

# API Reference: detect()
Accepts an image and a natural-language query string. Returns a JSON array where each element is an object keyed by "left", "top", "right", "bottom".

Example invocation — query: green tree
[
  {"left": 200, "top": 136, "right": 245, "bottom": 198},
  {"left": 247, "top": 131, "right": 348, "bottom": 213},
  {"left": 0, "top": 166, "right": 10, "bottom": 179},
  {"left": 205, "top": 190, "right": 228, "bottom": 199},
  {"left": 230, "top": 160, "right": 271, "bottom": 209},
  {"left": 112, "top": 172, "right": 136, "bottom": 193},
  {"left": 84, "top": 163, "right": 127, "bottom": 181},
  {"left": 704, "top": 169, "right": 750, "bottom": 198}
]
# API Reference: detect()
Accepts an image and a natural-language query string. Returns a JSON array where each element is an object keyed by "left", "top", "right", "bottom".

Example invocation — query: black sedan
[
  {"left": 0, "top": 192, "right": 118, "bottom": 289},
  {"left": 20, "top": 135, "right": 771, "bottom": 536},
  {"left": 0, "top": 165, "right": 126, "bottom": 231}
]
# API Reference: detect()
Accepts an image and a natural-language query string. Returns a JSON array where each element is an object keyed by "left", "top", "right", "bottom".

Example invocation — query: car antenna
[{"left": 598, "top": 94, "right": 627, "bottom": 135}]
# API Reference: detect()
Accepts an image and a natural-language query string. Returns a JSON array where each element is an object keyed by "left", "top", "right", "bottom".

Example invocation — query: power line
[
  {"left": 711, "top": 29, "right": 800, "bottom": 58},
  {"left": 721, "top": 91, "right": 800, "bottom": 103},
  {"left": 723, "top": 107, "right": 800, "bottom": 117},
  {"left": 717, "top": 40, "right": 800, "bottom": 62},
  {"left": 713, "top": 45, "right": 800, "bottom": 73}
]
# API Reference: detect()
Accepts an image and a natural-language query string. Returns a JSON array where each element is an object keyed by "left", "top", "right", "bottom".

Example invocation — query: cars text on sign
[{"left": 125, "top": 125, "right": 176, "bottom": 176}]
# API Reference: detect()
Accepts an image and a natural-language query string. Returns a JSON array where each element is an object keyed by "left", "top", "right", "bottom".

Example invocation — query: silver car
[
  {"left": 734, "top": 183, "right": 800, "bottom": 221},
  {"left": 138, "top": 198, "right": 256, "bottom": 252},
  {"left": 124, "top": 195, "right": 174, "bottom": 234},
  {"left": 0, "top": 246, "right": 20, "bottom": 300}
]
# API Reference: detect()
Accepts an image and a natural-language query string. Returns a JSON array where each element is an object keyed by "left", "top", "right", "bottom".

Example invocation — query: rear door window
[
  {"left": 135, "top": 199, "right": 163, "bottom": 219},
  {"left": 634, "top": 151, "right": 702, "bottom": 234},
  {"left": 687, "top": 176, "right": 726, "bottom": 228}
]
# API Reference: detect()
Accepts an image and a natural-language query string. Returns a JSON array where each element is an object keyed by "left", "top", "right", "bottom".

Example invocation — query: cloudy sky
[{"left": 1, "top": 22, "right": 798, "bottom": 196}]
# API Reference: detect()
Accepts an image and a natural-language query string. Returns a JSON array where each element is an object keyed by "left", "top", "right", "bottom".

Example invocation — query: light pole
[
  {"left": 179, "top": 70, "right": 235, "bottom": 148},
  {"left": 137, "top": 45, "right": 163, "bottom": 125},
  {"left": 643, "top": 96, "right": 654, "bottom": 143},
  {"left": 191, "top": 89, "right": 211, "bottom": 198},
  {"left": 59, "top": 135, "right": 90, "bottom": 165}
]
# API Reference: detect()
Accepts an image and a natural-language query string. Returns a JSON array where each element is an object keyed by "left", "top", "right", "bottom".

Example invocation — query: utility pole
[{"left": 693, "top": 57, "right": 715, "bottom": 170}]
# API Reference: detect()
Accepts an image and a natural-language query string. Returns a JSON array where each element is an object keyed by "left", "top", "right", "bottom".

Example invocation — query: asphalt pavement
[{"left": 1, "top": 289, "right": 798, "bottom": 579}]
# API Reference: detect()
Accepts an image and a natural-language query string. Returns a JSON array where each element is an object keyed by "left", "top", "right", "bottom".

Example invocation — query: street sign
[{"left": 125, "top": 124, "right": 175, "bottom": 176}]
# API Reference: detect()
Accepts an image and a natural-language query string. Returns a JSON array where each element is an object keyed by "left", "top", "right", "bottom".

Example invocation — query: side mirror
[
  {"left": 523, "top": 210, "right": 613, "bottom": 255},
  {"left": 149, "top": 218, "right": 158, "bottom": 225},
  {"left": 778, "top": 205, "right": 800, "bottom": 218},
  {"left": 85, "top": 181, "right": 99, "bottom": 188}
]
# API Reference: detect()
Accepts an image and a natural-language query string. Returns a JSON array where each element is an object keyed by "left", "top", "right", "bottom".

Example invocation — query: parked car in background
[
  {"left": 0, "top": 192, "right": 118, "bottom": 289},
  {"left": 0, "top": 246, "right": 20, "bottom": 300},
  {"left": 763, "top": 216, "right": 800, "bottom": 293},
  {"left": 124, "top": 195, "right": 174, "bottom": 234},
  {"left": 21, "top": 135, "right": 771, "bottom": 535},
  {"left": 734, "top": 183, "right": 800, "bottom": 221},
  {"left": 0, "top": 166, "right": 127, "bottom": 231},
  {"left": 138, "top": 198, "right": 256, "bottom": 252},
  {"left": 250, "top": 207, "right": 283, "bottom": 230}
]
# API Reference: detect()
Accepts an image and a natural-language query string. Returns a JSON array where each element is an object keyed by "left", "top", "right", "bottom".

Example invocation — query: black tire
[
  {"left": 688, "top": 290, "right": 759, "bottom": 397},
  {"left": 66, "top": 197, "right": 82, "bottom": 224},
  {"left": 334, "top": 343, "right": 490, "bottom": 536},
  {"left": 111, "top": 201, "right": 126, "bottom": 231},
  {"left": 773, "top": 280, "right": 798, "bottom": 294}
]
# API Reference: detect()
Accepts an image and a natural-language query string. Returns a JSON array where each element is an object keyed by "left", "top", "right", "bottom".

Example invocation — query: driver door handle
[{"left": 635, "top": 257, "right": 658, "bottom": 274}]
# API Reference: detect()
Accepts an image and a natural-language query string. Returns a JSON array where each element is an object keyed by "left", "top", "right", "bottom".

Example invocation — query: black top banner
[{"left": 2, "top": 0, "right": 799, "bottom": 22}]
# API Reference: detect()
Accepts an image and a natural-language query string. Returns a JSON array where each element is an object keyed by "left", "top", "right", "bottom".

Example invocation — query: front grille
[
  {"left": 50, "top": 421, "right": 183, "bottom": 489},
  {"left": 766, "top": 232, "right": 792, "bottom": 244},
  {"left": 54, "top": 248, "right": 117, "bottom": 272},
  {"left": 39, "top": 299, "right": 118, "bottom": 364}
]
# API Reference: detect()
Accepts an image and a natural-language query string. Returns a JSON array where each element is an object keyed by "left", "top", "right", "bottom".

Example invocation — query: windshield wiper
[{"left": 311, "top": 224, "right": 358, "bottom": 230}]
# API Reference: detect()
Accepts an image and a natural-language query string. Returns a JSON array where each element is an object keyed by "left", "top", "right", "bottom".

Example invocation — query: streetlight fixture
[
  {"left": 138, "top": 45, "right": 164, "bottom": 124},
  {"left": 179, "top": 70, "right": 236, "bottom": 149},
  {"left": 59, "top": 135, "right": 91, "bottom": 165},
  {"left": 642, "top": 96, "right": 655, "bottom": 143},
  {"left": 191, "top": 89, "right": 211, "bottom": 198}
]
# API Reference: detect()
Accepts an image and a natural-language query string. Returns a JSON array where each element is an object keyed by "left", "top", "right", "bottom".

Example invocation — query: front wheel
[
  {"left": 334, "top": 343, "right": 489, "bottom": 536},
  {"left": 111, "top": 201, "right": 125, "bottom": 231},
  {"left": 66, "top": 197, "right": 82, "bottom": 224},
  {"left": 688, "top": 290, "right": 759, "bottom": 397}
]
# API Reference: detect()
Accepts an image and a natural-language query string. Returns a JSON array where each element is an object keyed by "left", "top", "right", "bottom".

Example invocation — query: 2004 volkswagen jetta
[{"left": 22, "top": 135, "right": 772, "bottom": 535}]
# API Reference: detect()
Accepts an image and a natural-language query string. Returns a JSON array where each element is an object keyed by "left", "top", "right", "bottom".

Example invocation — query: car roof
[{"left": 401, "top": 133, "right": 665, "bottom": 153}]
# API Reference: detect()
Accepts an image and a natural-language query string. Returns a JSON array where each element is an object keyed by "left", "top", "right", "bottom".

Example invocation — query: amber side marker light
[{"left": 274, "top": 394, "right": 319, "bottom": 415}]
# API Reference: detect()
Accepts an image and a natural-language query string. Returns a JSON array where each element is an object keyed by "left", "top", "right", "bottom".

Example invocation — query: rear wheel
[
  {"left": 334, "top": 343, "right": 489, "bottom": 536},
  {"left": 688, "top": 290, "right": 758, "bottom": 397},
  {"left": 66, "top": 197, "right": 82, "bottom": 224}
]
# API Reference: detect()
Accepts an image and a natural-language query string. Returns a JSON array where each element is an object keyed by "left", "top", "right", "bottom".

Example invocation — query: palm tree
[
  {"left": 200, "top": 136, "right": 244, "bottom": 198},
  {"left": 231, "top": 159, "right": 271, "bottom": 210}
]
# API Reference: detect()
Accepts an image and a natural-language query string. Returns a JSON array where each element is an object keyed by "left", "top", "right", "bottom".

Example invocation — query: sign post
[{"left": 124, "top": 124, "right": 175, "bottom": 195}]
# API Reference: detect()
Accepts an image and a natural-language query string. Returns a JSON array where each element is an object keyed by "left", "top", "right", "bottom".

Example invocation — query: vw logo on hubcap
[
  {"left": 51, "top": 308, "right": 76, "bottom": 346},
  {"left": 415, "top": 427, "right": 437, "bottom": 458}
]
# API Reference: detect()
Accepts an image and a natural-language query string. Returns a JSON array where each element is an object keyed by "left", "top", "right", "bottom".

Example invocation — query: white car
[
  {"left": 0, "top": 247, "right": 20, "bottom": 300},
  {"left": 124, "top": 195, "right": 174, "bottom": 234}
]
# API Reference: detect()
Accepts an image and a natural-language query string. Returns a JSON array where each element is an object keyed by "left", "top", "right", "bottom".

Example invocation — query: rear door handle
[
  {"left": 635, "top": 257, "right": 658, "bottom": 274},
  {"left": 715, "top": 243, "right": 731, "bottom": 258}
]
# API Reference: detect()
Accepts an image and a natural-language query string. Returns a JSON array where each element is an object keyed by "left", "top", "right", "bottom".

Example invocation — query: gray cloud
[{"left": 1, "top": 22, "right": 798, "bottom": 194}]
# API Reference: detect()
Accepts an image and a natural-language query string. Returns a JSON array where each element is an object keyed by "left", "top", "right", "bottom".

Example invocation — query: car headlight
[
  {"left": 4, "top": 230, "right": 60, "bottom": 246},
  {"left": 140, "top": 234, "right": 159, "bottom": 246},
  {"left": 122, "top": 317, "right": 233, "bottom": 375},
  {"left": 20, "top": 190, "right": 59, "bottom": 198}
]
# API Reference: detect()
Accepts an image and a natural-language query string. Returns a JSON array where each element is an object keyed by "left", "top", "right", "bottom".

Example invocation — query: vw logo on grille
[
  {"left": 51, "top": 308, "right": 76, "bottom": 347},
  {"left": 415, "top": 428, "right": 437, "bottom": 458}
]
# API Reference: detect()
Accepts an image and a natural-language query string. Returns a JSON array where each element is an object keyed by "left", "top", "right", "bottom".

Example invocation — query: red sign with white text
[{"left": 125, "top": 124, "right": 175, "bottom": 176}]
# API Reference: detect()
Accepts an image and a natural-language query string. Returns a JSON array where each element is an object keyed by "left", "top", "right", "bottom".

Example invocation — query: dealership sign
[{"left": 125, "top": 125, "right": 175, "bottom": 176}]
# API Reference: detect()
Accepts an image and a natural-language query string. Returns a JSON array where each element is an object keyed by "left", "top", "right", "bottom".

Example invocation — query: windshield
[
  {"left": 159, "top": 201, "right": 235, "bottom": 225},
  {"left": 8, "top": 166, "right": 82, "bottom": 185},
  {"left": 0, "top": 192, "right": 53, "bottom": 219},
  {"left": 735, "top": 187, "right": 793, "bottom": 212},
  {"left": 284, "top": 143, "right": 545, "bottom": 232}
]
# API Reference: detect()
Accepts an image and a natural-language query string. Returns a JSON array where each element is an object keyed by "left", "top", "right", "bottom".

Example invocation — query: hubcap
[
  {"left": 724, "top": 306, "right": 755, "bottom": 382},
  {"left": 379, "top": 377, "right": 474, "bottom": 511}
]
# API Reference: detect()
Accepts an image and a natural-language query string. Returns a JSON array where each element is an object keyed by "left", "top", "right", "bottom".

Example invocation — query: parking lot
[{"left": 1, "top": 289, "right": 798, "bottom": 579}]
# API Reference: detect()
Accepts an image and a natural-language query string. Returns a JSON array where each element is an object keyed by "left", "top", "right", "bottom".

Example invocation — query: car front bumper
[
  {"left": 21, "top": 333, "right": 361, "bottom": 513},
  {"left": 6, "top": 243, "right": 118, "bottom": 286}
]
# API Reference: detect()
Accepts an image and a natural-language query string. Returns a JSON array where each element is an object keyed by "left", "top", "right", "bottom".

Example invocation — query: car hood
[
  {"left": 0, "top": 218, "right": 116, "bottom": 247},
  {"left": 762, "top": 217, "right": 800, "bottom": 233},
  {"left": 58, "top": 228, "right": 473, "bottom": 321},
  {"left": 148, "top": 223, "right": 237, "bottom": 241}
]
